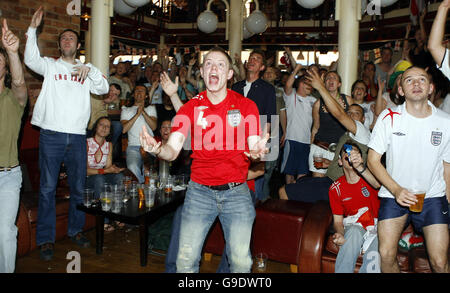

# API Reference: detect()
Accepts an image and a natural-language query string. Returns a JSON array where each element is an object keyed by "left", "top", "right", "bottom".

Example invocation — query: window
[{"left": 277, "top": 50, "right": 339, "bottom": 67}]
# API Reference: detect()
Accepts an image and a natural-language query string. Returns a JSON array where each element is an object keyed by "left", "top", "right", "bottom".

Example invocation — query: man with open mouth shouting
[{"left": 140, "top": 46, "right": 269, "bottom": 273}]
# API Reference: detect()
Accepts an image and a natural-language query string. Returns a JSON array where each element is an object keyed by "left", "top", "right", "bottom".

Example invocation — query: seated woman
[{"left": 86, "top": 116, "right": 125, "bottom": 201}]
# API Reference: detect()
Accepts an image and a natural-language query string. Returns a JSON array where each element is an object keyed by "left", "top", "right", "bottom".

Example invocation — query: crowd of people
[{"left": 0, "top": 1, "right": 449, "bottom": 273}]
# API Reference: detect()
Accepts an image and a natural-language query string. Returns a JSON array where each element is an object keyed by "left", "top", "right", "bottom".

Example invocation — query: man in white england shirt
[
  {"left": 368, "top": 66, "right": 450, "bottom": 273},
  {"left": 24, "top": 7, "right": 109, "bottom": 261}
]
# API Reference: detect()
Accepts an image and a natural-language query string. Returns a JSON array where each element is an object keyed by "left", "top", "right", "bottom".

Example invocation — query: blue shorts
[
  {"left": 378, "top": 196, "right": 449, "bottom": 233},
  {"left": 281, "top": 140, "right": 310, "bottom": 176}
]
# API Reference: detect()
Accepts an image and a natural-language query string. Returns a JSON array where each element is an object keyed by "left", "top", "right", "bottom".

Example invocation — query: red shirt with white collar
[
  {"left": 329, "top": 176, "right": 380, "bottom": 228},
  {"left": 171, "top": 89, "right": 260, "bottom": 186}
]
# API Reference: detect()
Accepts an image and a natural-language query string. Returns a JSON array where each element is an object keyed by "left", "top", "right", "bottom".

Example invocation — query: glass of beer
[
  {"left": 164, "top": 176, "right": 173, "bottom": 194},
  {"left": 313, "top": 153, "right": 323, "bottom": 169},
  {"left": 408, "top": 188, "right": 426, "bottom": 213},
  {"left": 144, "top": 170, "right": 150, "bottom": 185}
]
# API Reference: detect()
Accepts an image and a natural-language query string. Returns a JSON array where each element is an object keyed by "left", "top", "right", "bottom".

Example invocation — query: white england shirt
[{"left": 368, "top": 101, "right": 450, "bottom": 199}]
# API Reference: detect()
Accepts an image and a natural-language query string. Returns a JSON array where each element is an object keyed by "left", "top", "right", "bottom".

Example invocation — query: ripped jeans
[{"left": 176, "top": 180, "right": 255, "bottom": 273}]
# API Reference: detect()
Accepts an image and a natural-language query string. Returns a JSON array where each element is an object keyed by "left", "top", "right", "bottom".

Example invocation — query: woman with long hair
[{"left": 86, "top": 117, "right": 124, "bottom": 199}]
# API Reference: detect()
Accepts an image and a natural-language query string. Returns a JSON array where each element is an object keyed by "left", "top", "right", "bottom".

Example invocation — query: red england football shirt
[
  {"left": 329, "top": 176, "right": 380, "bottom": 224},
  {"left": 171, "top": 89, "right": 261, "bottom": 185}
]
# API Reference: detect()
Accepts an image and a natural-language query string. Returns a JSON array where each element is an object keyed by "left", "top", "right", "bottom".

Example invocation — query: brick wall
[{"left": 0, "top": 0, "right": 80, "bottom": 104}]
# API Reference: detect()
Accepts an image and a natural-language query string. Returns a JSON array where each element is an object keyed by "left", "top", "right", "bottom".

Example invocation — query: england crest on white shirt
[
  {"left": 227, "top": 109, "right": 241, "bottom": 127},
  {"left": 431, "top": 131, "right": 442, "bottom": 146}
]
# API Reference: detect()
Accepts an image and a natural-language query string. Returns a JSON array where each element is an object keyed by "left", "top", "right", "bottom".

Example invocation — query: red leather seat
[{"left": 203, "top": 199, "right": 333, "bottom": 272}]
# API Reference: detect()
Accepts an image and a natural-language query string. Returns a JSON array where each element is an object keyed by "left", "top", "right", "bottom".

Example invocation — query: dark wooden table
[{"left": 78, "top": 189, "right": 185, "bottom": 266}]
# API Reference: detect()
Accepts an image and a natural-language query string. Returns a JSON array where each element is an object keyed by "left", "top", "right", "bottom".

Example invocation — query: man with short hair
[
  {"left": 121, "top": 84, "right": 158, "bottom": 183},
  {"left": 329, "top": 142, "right": 381, "bottom": 273},
  {"left": 140, "top": 47, "right": 268, "bottom": 273},
  {"left": 0, "top": 19, "right": 28, "bottom": 273},
  {"left": 232, "top": 50, "right": 277, "bottom": 202},
  {"left": 24, "top": 7, "right": 109, "bottom": 261},
  {"left": 368, "top": 66, "right": 450, "bottom": 273}
]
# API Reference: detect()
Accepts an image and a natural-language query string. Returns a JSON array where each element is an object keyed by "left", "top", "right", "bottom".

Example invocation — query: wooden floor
[{"left": 15, "top": 226, "right": 292, "bottom": 274}]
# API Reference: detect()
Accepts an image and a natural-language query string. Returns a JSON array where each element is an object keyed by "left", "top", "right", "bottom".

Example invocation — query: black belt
[
  {"left": 204, "top": 182, "right": 243, "bottom": 191},
  {"left": 0, "top": 165, "right": 19, "bottom": 172}
]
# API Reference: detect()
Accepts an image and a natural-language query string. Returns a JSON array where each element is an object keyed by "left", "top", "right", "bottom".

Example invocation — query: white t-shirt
[
  {"left": 358, "top": 102, "right": 375, "bottom": 130},
  {"left": 439, "top": 94, "right": 450, "bottom": 115},
  {"left": 437, "top": 48, "right": 449, "bottom": 79},
  {"left": 120, "top": 105, "right": 157, "bottom": 146},
  {"left": 283, "top": 90, "right": 316, "bottom": 144},
  {"left": 349, "top": 120, "right": 371, "bottom": 145},
  {"left": 368, "top": 101, "right": 450, "bottom": 199}
]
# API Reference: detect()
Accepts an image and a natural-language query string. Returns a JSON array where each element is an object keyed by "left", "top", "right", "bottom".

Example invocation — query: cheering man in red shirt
[{"left": 140, "top": 47, "right": 268, "bottom": 273}]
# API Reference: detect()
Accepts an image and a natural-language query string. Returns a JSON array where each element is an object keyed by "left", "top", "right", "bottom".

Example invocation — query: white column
[
  {"left": 91, "top": 0, "right": 111, "bottom": 76},
  {"left": 89, "top": 0, "right": 111, "bottom": 129},
  {"left": 228, "top": 0, "right": 242, "bottom": 62},
  {"left": 335, "top": 0, "right": 360, "bottom": 96}
]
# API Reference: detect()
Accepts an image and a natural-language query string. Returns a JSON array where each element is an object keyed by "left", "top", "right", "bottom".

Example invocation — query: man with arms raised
[
  {"left": 24, "top": 7, "right": 109, "bottom": 261},
  {"left": 368, "top": 66, "right": 450, "bottom": 273},
  {"left": 140, "top": 47, "right": 268, "bottom": 273}
]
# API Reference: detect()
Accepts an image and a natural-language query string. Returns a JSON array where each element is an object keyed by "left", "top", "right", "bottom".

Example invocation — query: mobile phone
[{"left": 343, "top": 144, "right": 352, "bottom": 158}]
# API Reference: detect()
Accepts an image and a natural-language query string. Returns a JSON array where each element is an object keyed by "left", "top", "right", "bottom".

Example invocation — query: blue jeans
[
  {"left": 0, "top": 167, "right": 22, "bottom": 273},
  {"left": 165, "top": 205, "right": 183, "bottom": 273},
  {"left": 262, "top": 159, "right": 277, "bottom": 201},
  {"left": 254, "top": 176, "right": 264, "bottom": 202},
  {"left": 86, "top": 173, "right": 124, "bottom": 199},
  {"left": 176, "top": 181, "right": 255, "bottom": 273},
  {"left": 335, "top": 225, "right": 380, "bottom": 273},
  {"left": 126, "top": 145, "right": 144, "bottom": 183},
  {"left": 36, "top": 129, "right": 87, "bottom": 245},
  {"left": 166, "top": 190, "right": 257, "bottom": 273},
  {"left": 110, "top": 121, "right": 122, "bottom": 145},
  {"left": 166, "top": 210, "right": 231, "bottom": 273}
]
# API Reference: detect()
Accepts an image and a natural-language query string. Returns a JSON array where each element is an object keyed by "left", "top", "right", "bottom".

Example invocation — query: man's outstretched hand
[
  {"left": 245, "top": 133, "right": 270, "bottom": 160},
  {"left": 140, "top": 125, "right": 161, "bottom": 155}
]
